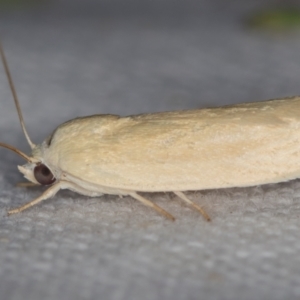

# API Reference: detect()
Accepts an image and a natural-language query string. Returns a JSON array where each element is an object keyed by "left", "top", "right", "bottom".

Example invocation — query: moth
[{"left": 1, "top": 43, "right": 299, "bottom": 221}]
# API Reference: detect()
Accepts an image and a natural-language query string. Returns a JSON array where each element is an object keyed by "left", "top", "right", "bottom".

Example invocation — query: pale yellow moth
[{"left": 0, "top": 43, "right": 299, "bottom": 221}]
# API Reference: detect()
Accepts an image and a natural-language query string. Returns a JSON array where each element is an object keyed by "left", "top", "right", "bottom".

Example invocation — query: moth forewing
[{"left": 43, "top": 97, "right": 300, "bottom": 191}]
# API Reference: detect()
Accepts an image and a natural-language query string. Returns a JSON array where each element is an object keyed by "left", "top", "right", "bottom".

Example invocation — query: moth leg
[
  {"left": 16, "top": 182, "right": 39, "bottom": 188},
  {"left": 129, "top": 192, "right": 175, "bottom": 221},
  {"left": 174, "top": 191, "right": 211, "bottom": 221},
  {"left": 8, "top": 181, "right": 63, "bottom": 215}
]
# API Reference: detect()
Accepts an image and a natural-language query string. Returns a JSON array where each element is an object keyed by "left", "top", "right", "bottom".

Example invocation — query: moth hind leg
[
  {"left": 174, "top": 191, "right": 211, "bottom": 221},
  {"left": 129, "top": 192, "right": 175, "bottom": 221}
]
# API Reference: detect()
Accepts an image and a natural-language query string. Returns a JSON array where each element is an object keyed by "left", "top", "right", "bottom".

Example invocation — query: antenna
[
  {"left": 0, "top": 142, "right": 33, "bottom": 162},
  {"left": 0, "top": 41, "right": 36, "bottom": 149}
]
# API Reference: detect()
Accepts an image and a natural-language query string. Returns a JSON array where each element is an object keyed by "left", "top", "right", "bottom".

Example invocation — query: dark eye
[{"left": 34, "top": 164, "right": 56, "bottom": 185}]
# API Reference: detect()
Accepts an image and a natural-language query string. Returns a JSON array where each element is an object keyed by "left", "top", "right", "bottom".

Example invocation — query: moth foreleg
[
  {"left": 16, "top": 182, "right": 39, "bottom": 188},
  {"left": 174, "top": 191, "right": 211, "bottom": 221},
  {"left": 8, "top": 181, "right": 66, "bottom": 215}
]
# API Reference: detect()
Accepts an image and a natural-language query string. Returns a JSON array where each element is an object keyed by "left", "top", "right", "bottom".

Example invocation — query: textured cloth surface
[{"left": 1, "top": 1, "right": 300, "bottom": 299}]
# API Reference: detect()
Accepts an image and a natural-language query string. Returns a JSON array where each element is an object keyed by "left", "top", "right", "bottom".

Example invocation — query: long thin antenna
[
  {"left": 0, "top": 142, "right": 33, "bottom": 162},
  {"left": 0, "top": 42, "right": 35, "bottom": 149}
]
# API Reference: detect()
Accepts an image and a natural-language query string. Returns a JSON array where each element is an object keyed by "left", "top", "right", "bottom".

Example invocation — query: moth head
[
  {"left": 18, "top": 162, "right": 56, "bottom": 186},
  {"left": 0, "top": 142, "right": 56, "bottom": 186}
]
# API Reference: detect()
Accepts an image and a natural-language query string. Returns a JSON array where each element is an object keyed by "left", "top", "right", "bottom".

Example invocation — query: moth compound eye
[{"left": 34, "top": 164, "right": 56, "bottom": 185}]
